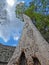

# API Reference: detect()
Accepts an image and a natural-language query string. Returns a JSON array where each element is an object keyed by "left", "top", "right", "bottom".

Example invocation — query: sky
[
  {"left": 0, "top": 0, "right": 31, "bottom": 46},
  {"left": 18, "top": 0, "right": 32, "bottom": 5}
]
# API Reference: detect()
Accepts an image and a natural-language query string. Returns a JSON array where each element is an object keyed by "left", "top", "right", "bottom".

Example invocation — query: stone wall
[{"left": 0, "top": 44, "right": 15, "bottom": 65}]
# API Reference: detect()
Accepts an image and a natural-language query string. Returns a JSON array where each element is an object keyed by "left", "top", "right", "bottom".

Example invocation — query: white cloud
[
  {"left": 0, "top": 0, "right": 24, "bottom": 43},
  {"left": 0, "top": 20, "right": 24, "bottom": 42},
  {"left": 6, "top": 0, "right": 15, "bottom": 6},
  {"left": 2, "top": 38, "right": 8, "bottom": 42},
  {"left": 14, "top": 35, "right": 19, "bottom": 40},
  {"left": 0, "top": 30, "right": 7, "bottom": 42},
  {"left": 16, "top": 1, "right": 25, "bottom": 5},
  {"left": 21, "top": 1, "right": 25, "bottom": 3}
]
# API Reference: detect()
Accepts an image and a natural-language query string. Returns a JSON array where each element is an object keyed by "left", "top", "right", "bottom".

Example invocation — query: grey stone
[{"left": 0, "top": 44, "right": 15, "bottom": 65}]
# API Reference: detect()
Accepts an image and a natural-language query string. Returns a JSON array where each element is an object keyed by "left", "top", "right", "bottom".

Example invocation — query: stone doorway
[
  {"left": 32, "top": 57, "right": 41, "bottom": 65},
  {"left": 19, "top": 52, "right": 27, "bottom": 65}
]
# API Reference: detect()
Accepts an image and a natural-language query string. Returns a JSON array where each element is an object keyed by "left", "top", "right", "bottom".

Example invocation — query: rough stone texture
[
  {"left": 7, "top": 15, "right": 49, "bottom": 65},
  {"left": 0, "top": 43, "right": 15, "bottom": 65}
]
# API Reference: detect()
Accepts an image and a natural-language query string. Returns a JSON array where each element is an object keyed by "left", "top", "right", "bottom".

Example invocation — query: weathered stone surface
[
  {"left": 0, "top": 43, "right": 15, "bottom": 65},
  {"left": 7, "top": 15, "right": 49, "bottom": 65}
]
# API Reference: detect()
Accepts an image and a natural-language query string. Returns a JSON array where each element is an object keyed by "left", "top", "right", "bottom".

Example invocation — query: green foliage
[
  {"left": 15, "top": 2, "right": 25, "bottom": 16},
  {"left": 15, "top": 0, "right": 49, "bottom": 43},
  {"left": 24, "top": 5, "right": 49, "bottom": 43},
  {"left": 29, "top": 0, "right": 49, "bottom": 14},
  {"left": 15, "top": 2, "right": 25, "bottom": 21}
]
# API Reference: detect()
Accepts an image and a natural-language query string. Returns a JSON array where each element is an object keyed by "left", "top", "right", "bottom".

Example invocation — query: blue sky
[
  {"left": 0, "top": 0, "right": 31, "bottom": 46},
  {"left": 18, "top": 0, "right": 32, "bottom": 5}
]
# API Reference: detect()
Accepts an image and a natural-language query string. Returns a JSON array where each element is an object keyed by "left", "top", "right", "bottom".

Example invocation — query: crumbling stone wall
[{"left": 0, "top": 44, "right": 15, "bottom": 65}]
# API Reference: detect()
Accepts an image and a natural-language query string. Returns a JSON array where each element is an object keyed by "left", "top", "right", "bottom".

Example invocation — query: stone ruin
[
  {"left": 0, "top": 43, "right": 15, "bottom": 65},
  {"left": 7, "top": 15, "right": 49, "bottom": 65},
  {"left": 0, "top": 0, "right": 49, "bottom": 65}
]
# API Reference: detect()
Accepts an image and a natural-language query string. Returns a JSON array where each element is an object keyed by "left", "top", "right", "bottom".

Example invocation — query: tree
[
  {"left": 24, "top": 0, "right": 49, "bottom": 43},
  {"left": 29, "top": 0, "right": 49, "bottom": 15},
  {"left": 15, "top": 2, "right": 25, "bottom": 21}
]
